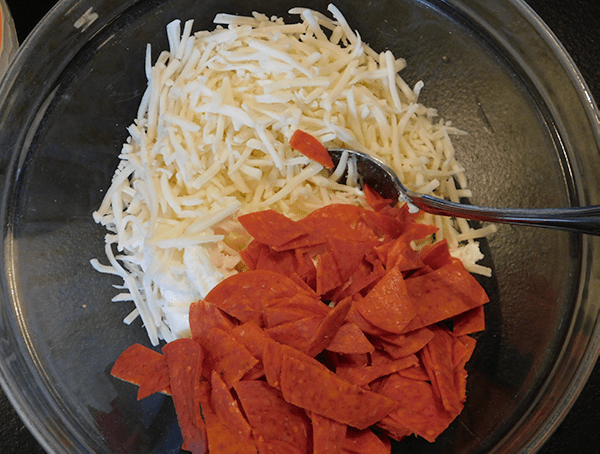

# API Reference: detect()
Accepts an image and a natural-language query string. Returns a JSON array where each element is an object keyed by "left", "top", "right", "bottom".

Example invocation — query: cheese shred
[{"left": 92, "top": 4, "right": 493, "bottom": 345}]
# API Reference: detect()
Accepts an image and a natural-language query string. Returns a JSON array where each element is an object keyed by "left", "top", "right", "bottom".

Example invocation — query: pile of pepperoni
[{"left": 112, "top": 198, "right": 488, "bottom": 453}]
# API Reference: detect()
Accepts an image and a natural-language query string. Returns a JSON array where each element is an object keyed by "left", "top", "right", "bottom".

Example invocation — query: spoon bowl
[{"left": 327, "top": 148, "right": 600, "bottom": 235}]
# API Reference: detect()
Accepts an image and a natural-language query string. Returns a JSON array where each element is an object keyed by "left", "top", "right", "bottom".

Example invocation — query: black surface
[{"left": 1, "top": 0, "right": 599, "bottom": 453}]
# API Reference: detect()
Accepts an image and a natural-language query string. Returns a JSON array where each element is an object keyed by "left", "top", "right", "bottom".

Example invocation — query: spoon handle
[{"left": 410, "top": 194, "right": 600, "bottom": 235}]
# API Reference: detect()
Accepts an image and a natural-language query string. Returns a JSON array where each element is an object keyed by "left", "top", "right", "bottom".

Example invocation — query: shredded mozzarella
[{"left": 92, "top": 4, "right": 493, "bottom": 345}]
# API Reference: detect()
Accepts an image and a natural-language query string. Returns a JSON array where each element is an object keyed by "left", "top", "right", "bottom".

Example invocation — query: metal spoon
[{"left": 327, "top": 148, "right": 600, "bottom": 236}]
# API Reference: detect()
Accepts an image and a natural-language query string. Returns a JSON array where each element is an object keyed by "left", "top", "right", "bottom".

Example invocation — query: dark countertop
[{"left": 1, "top": 0, "right": 599, "bottom": 453}]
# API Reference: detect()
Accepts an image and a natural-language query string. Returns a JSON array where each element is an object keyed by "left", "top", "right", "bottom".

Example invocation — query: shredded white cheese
[{"left": 92, "top": 4, "right": 494, "bottom": 346}]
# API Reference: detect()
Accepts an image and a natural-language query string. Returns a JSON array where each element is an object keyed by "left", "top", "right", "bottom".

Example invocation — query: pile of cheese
[{"left": 91, "top": 4, "right": 495, "bottom": 346}]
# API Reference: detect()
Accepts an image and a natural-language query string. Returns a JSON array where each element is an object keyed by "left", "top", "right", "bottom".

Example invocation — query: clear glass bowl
[{"left": 0, "top": 0, "right": 598, "bottom": 452}]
